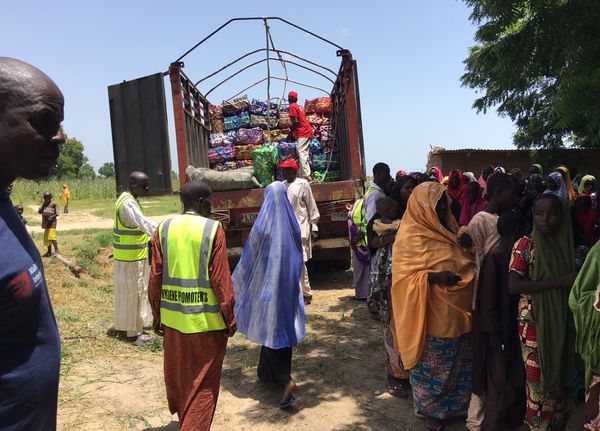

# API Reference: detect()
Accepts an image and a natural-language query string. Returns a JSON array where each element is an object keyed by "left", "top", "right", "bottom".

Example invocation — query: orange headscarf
[
  {"left": 391, "top": 182, "right": 475, "bottom": 369},
  {"left": 556, "top": 166, "right": 576, "bottom": 205}
]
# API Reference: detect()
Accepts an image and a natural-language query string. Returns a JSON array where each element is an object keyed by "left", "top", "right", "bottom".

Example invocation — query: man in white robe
[
  {"left": 281, "top": 159, "right": 320, "bottom": 303},
  {"left": 113, "top": 172, "right": 158, "bottom": 345}
]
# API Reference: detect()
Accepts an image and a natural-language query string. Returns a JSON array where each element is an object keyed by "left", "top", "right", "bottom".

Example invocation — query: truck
[{"left": 108, "top": 17, "right": 366, "bottom": 266}]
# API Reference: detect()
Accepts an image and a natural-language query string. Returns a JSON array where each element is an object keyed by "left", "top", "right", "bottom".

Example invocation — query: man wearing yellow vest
[
  {"left": 351, "top": 163, "right": 390, "bottom": 299},
  {"left": 113, "top": 171, "right": 157, "bottom": 345},
  {"left": 148, "top": 180, "right": 236, "bottom": 431}
]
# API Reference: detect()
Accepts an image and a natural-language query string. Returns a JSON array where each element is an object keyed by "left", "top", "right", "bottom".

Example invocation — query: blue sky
[{"left": 2, "top": 1, "right": 515, "bottom": 175}]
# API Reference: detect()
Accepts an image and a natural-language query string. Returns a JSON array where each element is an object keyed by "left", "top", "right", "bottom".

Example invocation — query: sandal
[{"left": 279, "top": 395, "right": 301, "bottom": 409}]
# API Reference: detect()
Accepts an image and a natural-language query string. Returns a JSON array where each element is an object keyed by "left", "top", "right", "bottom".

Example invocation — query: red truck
[{"left": 108, "top": 17, "right": 366, "bottom": 266}]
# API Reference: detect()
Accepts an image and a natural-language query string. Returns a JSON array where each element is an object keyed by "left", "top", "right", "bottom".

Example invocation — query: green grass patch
[{"left": 73, "top": 230, "right": 112, "bottom": 277}]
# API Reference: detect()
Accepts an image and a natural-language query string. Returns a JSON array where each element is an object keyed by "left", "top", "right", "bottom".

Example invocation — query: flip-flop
[{"left": 279, "top": 395, "right": 301, "bottom": 409}]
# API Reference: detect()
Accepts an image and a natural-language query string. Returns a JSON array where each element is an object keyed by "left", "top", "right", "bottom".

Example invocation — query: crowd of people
[
  {"left": 353, "top": 162, "right": 600, "bottom": 431},
  {"left": 2, "top": 57, "right": 600, "bottom": 431}
]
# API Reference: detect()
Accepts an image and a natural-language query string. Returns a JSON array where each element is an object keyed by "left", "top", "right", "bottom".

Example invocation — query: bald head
[
  {"left": 0, "top": 58, "right": 65, "bottom": 187},
  {"left": 181, "top": 181, "right": 212, "bottom": 217},
  {"left": 128, "top": 171, "right": 150, "bottom": 197}
]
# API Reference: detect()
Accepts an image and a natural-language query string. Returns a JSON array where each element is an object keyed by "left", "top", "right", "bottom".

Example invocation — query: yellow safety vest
[
  {"left": 113, "top": 192, "right": 149, "bottom": 262},
  {"left": 350, "top": 184, "right": 380, "bottom": 248},
  {"left": 159, "top": 214, "right": 226, "bottom": 334}
]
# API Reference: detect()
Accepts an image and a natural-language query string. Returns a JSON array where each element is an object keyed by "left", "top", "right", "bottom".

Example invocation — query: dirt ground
[{"left": 42, "top": 210, "right": 584, "bottom": 431}]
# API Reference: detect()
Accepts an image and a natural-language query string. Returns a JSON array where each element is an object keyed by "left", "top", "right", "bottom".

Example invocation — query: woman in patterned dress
[{"left": 508, "top": 194, "right": 578, "bottom": 430}]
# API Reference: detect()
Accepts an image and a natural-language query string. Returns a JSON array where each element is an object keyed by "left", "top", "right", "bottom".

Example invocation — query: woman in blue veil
[{"left": 233, "top": 181, "right": 305, "bottom": 408}]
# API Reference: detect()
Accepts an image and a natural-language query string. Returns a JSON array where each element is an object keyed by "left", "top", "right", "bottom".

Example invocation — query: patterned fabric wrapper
[
  {"left": 210, "top": 161, "right": 238, "bottom": 172},
  {"left": 307, "top": 113, "right": 324, "bottom": 125},
  {"left": 249, "top": 99, "right": 278, "bottom": 117},
  {"left": 236, "top": 160, "right": 254, "bottom": 169},
  {"left": 312, "top": 154, "right": 339, "bottom": 172},
  {"left": 238, "top": 127, "right": 264, "bottom": 145},
  {"left": 313, "top": 170, "right": 341, "bottom": 183},
  {"left": 253, "top": 145, "right": 279, "bottom": 187},
  {"left": 319, "top": 124, "right": 334, "bottom": 142},
  {"left": 209, "top": 104, "right": 224, "bottom": 133},
  {"left": 277, "top": 141, "right": 297, "bottom": 162},
  {"left": 264, "top": 129, "right": 290, "bottom": 143},
  {"left": 309, "top": 138, "right": 322, "bottom": 156},
  {"left": 223, "top": 131, "right": 238, "bottom": 145},
  {"left": 304, "top": 97, "right": 333, "bottom": 114},
  {"left": 278, "top": 112, "right": 292, "bottom": 129},
  {"left": 250, "top": 114, "right": 278, "bottom": 130},
  {"left": 236, "top": 145, "right": 256, "bottom": 160},
  {"left": 208, "top": 144, "right": 236, "bottom": 164},
  {"left": 224, "top": 112, "right": 250, "bottom": 131},
  {"left": 209, "top": 133, "right": 226, "bottom": 148},
  {"left": 222, "top": 95, "right": 250, "bottom": 115}
]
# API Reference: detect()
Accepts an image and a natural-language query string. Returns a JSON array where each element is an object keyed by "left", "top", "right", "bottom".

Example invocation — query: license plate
[
  {"left": 331, "top": 210, "right": 348, "bottom": 221},
  {"left": 241, "top": 212, "right": 259, "bottom": 224}
]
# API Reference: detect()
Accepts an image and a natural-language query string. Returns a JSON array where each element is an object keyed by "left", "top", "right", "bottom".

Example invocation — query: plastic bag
[
  {"left": 186, "top": 165, "right": 260, "bottom": 191},
  {"left": 208, "top": 145, "right": 236, "bottom": 164},
  {"left": 237, "top": 127, "right": 264, "bottom": 145},
  {"left": 222, "top": 95, "right": 250, "bottom": 115},
  {"left": 253, "top": 145, "right": 279, "bottom": 187},
  {"left": 224, "top": 112, "right": 250, "bottom": 131}
]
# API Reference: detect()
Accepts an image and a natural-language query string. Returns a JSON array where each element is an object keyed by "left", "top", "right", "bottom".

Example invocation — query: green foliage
[
  {"left": 461, "top": 0, "right": 600, "bottom": 149},
  {"left": 98, "top": 162, "right": 116, "bottom": 179},
  {"left": 10, "top": 178, "right": 116, "bottom": 205},
  {"left": 53, "top": 136, "right": 96, "bottom": 180}
]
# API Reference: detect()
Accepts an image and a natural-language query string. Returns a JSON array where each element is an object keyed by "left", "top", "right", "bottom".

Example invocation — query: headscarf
[
  {"left": 573, "top": 194, "right": 596, "bottom": 247},
  {"left": 478, "top": 165, "right": 493, "bottom": 196},
  {"left": 392, "top": 175, "right": 417, "bottom": 219},
  {"left": 464, "top": 172, "right": 477, "bottom": 183},
  {"left": 544, "top": 171, "right": 570, "bottom": 204},
  {"left": 580, "top": 175, "right": 596, "bottom": 194},
  {"left": 531, "top": 197, "right": 576, "bottom": 397},
  {"left": 458, "top": 183, "right": 488, "bottom": 226},
  {"left": 569, "top": 240, "right": 600, "bottom": 386},
  {"left": 232, "top": 181, "right": 305, "bottom": 349},
  {"left": 396, "top": 169, "right": 408, "bottom": 179},
  {"left": 532, "top": 163, "right": 544, "bottom": 176},
  {"left": 556, "top": 166, "right": 576, "bottom": 205},
  {"left": 391, "top": 182, "right": 475, "bottom": 369},
  {"left": 447, "top": 169, "right": 467, "bottom": 202},
  {"left": 429, "top": 167, "right": 443, "bottom": 184},
  {"left": 494, "top": 166, "right": 506, "bottom": 174}
]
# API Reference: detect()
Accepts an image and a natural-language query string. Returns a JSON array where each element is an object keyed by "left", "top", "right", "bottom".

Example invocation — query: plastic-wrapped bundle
[
  {"left": 253, "top": 145, "right": 279, "bottom": 187},
  {"left": 263, "top": 129, "right": 290, "bottom": 143},
  {"left": 208, "top": 144, "right": 236, "bottom": 165},
  {"left": 222, "top": 95, "right": 250, "bottom": 115},
  {"left": 211, "top": 161, "right": 238, "bottom": 172},
  {"left": 304, "top": 97, "right": 333, "bottom": 114},
  {"left": 249, "top": 99, "right": 278, "bottom": 117},
  {"left": 236, "top": 159, "right": 254, "bottom": 169},
  {"left": 319, "top": 124, "right": 334, "bottom": 142},
  {"left": 224, "top": 111, "right": 250, "bottom": 131},
  {"left": 278, "top": 112, "right": 292, "bottom": 129},
  {"left": 223, "top": 131, "right": 238, "bottom": 145},
  {"left": 312, "top": 154, "right": 339, "bottom": 172},
  {"left": 309, "top": 138, "right": 322, "bottom": 156},
  {"left": 249, "top": 114, "right": 278, "bottom": 130},
  {"left": 277, "top": 141, "right": 297, "bottom": 162},
  {"left": 236, "top": 145, "right": 256, "bottom": 160},
  {"left": 237, "top": 127, "right": 264, "bottom": 145},
  {"left": 209, "top": 133, "right": 226, "bottom": 148},
  {"left": 314, "top": 170, "right": 341, "bottom": 182},
  {"left": 307, "top": 113, "right": 325, "bottom": 125},
  {"left": 209, "top": 105, "right": 224, "bottom": 133},
  {"left": 186, "top": 165, "right": 260, "bottom": 191},
  {"left": 321, "top": 140, "right": 337, "bottom": 154}
]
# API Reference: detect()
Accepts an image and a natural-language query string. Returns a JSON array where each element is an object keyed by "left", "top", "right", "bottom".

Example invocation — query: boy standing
[{"left": 38, "top": 191, "right": 59, "bottom": 257}]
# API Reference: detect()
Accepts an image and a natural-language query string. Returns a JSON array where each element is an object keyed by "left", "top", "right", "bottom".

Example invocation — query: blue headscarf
[{"left": 233, "top": 181, "right": 305, "bottom": 349}]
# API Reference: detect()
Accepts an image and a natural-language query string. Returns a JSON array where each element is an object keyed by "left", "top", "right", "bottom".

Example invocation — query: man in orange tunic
[{"left": 148, "top": 181, "right": 236, "bottom": 431}]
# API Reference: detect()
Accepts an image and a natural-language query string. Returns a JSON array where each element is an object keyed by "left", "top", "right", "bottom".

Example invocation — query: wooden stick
[{"left": 54, "top": 254, "right": 83, "bottom": 276}]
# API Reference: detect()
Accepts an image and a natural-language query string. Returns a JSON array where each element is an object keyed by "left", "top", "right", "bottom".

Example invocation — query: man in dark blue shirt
[{"left": 0, "top": 57, "right": 65, "bottom": 430}]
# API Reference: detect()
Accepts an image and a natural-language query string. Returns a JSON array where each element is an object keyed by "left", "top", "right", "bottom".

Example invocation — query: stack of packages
[
  {"left": 305, "top": 97, "right": 339, "bottom": 182},
  {"left": 208, "top": 95, "right": 337, "bottom": 187}
]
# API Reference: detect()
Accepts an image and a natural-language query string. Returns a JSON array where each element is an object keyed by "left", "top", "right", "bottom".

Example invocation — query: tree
[
  {"left": 53, "top": 136, "right": 96, "bottom": 179},
  {"left": 461, "top": 1, "right": 600, "bottom": 149},
  {"left": 98, "top": 162, "right": 115, "bottom": 178}
]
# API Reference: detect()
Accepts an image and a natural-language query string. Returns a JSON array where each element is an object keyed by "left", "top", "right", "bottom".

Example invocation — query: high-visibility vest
[
  {"left": 158, "top": 214, "right": 226, "bottom": 334},
  {"left": 350, "top": 184, "right": 380, "bottom": 248},
  {"left": 113, "top": 192, "right": 149, "bottom": 262}
]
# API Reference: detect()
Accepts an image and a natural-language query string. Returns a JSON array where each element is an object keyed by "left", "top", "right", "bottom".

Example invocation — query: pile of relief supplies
[{"left": 206, "top": 95, "right": 339, "bottom": 188}]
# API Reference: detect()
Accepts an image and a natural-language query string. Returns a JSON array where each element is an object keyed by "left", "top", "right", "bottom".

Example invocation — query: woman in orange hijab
[
  {"left": 556, "top": 166, "right": 576, "bottom": 205},
  {"left": 391, "top": 182, "right": 476, "bottom": 430}
]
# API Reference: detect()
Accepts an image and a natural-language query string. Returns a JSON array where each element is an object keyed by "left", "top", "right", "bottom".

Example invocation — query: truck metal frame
[{"left": 109, "top": 17, "right": 366, "bottom": 263}]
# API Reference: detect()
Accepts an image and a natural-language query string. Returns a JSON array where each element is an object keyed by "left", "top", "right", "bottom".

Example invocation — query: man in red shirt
[{"left": 287, "top": 91, "right": 313, "bottom": 180}]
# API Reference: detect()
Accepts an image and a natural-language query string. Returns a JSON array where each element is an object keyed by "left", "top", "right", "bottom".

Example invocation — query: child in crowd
[
  {"left": 14, "top": 205, "right": 26, "bottom": 225},
  {"left": 38, "top": 191, "right": 59, "bottom": 257}
]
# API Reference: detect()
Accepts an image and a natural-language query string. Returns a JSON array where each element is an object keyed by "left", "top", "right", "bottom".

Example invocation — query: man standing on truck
[
  {"left": 351, "top": 163, "right": 391, "bottom": 299},
  {"left": 281, "top": 159, "right": 320, "bottom": 304},
  {"left": 113, "top": 171, "right": 157, "bottom": 346},
  {"left": 287, "top": 91, "right": 313, "bottom": 180}
]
